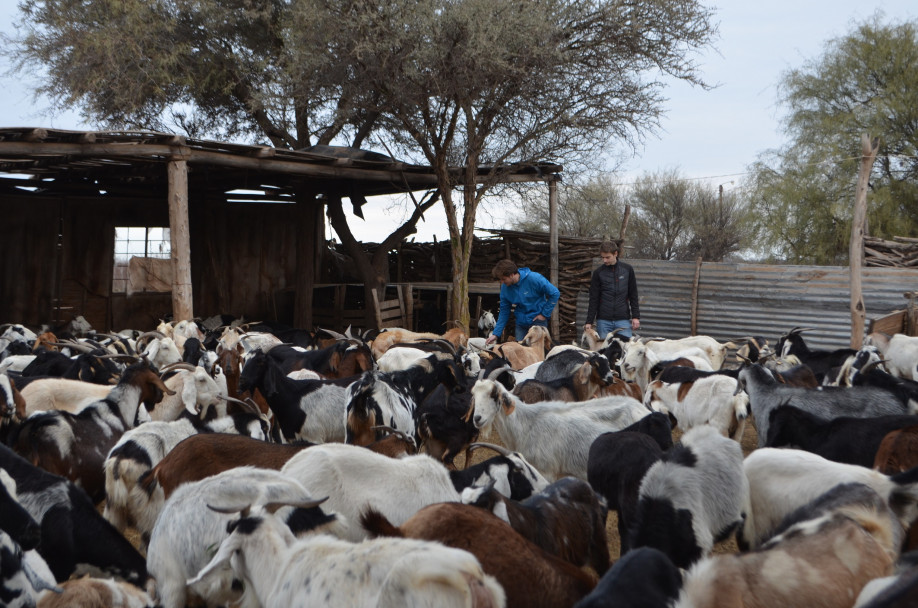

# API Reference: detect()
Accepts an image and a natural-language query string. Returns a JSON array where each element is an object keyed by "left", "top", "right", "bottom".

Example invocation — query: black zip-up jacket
[{"left": 585, "top": 261, "right": 640, "bottom": 323}]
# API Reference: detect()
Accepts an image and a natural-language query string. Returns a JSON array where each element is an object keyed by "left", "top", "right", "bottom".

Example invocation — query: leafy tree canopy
[{"left": 748, "top": 13, "right": 918, "bottom": 264}]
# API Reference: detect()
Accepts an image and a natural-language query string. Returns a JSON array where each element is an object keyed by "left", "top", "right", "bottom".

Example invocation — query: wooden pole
[
  {"left": 619, "top": 204, "right": 631, "bottom": 243},
  {"left": 549, "top": 178, "right": 560, "bottom": 339},
  {"left": 850, "top": 133, "right": 880, "bottom": 348},
  {"left": 294, "top": 190, "right": 321, "bottom": 328},
  {"left": 167, "top": 156, "right": 193, "bottom": 322}
]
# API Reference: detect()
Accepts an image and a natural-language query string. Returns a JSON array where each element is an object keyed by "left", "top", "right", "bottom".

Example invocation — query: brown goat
[
  {"left": 370, "top": 327, "right": 469, "bottom": 360},
  {"left": 874, "top": 424, "right": 918, "bottom": 550},
  {"left": 37, "top": 575, "right": 154, "bottom": 608},
  {"left": 594, "top": 376, "right": 643, "bottom": 401},
  {"left": 512, "top": 362, "right": 605, "bottom": 403},
  {"left": 361, "top": 502, "right": 597, "bottom": 608},
  {"left": 495, "top": 325, "right": 553, "bottom": 369}
]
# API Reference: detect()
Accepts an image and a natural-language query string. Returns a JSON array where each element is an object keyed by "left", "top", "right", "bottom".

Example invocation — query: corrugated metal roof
[{"left": 580, "top": 259, "right": 918, "bottom": 351}]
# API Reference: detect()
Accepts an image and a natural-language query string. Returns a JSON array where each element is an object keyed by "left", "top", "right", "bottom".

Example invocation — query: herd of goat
[{"left": 2, "top": 313, "right": 918, "bottom": 607}]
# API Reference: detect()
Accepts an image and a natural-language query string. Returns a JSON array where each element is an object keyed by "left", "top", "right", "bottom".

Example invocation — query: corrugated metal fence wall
[{"left": 576, "top": 260, "right": 918, "bottom": 351}]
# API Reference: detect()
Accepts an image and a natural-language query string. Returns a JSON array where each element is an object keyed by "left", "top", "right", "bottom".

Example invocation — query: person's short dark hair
[
  {"left": 492, "top": 259, "right": 519, "bottom": 280},
  {"left": 599, "top": 240, "right": 619, "bottom": 254}
]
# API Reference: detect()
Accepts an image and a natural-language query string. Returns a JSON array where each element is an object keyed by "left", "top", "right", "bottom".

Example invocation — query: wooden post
[
  {"left": 294, "top": 190, "right": 321, "bottom": 328},
  {"left": 371, "top": 287, "right": 383, "bottom": 329},
  {"left": 850, "top": 134, "right": 880, "bottom": 348},
  {"left": 690, "top": 256, "right": 703, "bottom": 335},
  {"left": 619, "top": 204, "right": 631, "bottom": 243},
  {"left": 549, "top": 177, "right": 560, "bottom": 339},
  {"left": 167, "top": 155, "right": 194, "bottom": 322},
  {"left": 405, "top": 284, "right": 414, "bottom": 330}
]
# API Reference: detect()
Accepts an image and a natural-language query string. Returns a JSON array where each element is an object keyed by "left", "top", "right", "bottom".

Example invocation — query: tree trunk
[{"left": 850, "top": 134, "right": 879, "bottom": 348}]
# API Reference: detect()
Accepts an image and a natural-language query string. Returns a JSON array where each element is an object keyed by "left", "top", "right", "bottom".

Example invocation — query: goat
[
  {"left": 875, "top": 425, "right": 918, "bottom": 474},
  {"left": 738, "top": 363, "right": 912, "bottom": 449},
  {"left": 470, "top": 378, "right": 649, "bottom": 481},
  {"left": 676, "top": 483, "right": 900, "bottom": 608},
  {"left": 345, "top": 352, "right": 466, "bottom": 446},
  {"left": 459, "top": 476, "right": 610, "bottom": 575},
  {"left": 477, "top": 310, "right": 496, "bottom": 338},
  {"left": 148, "top": 363, "right": 227, "bottom": 421},
  {"left": 8, "top": 362, "right": 173, "bottom": 502},
  {"left": 630, "top": 424, "right": 748, "bottom": 569},
  {"left": 0, "top": 468, "right": 41, "bottom": 556},
  {"left": 493, "top": 325, "right": 553, "bottom": 369},
  {"left": 370, "top": 326, "right": 469, "bottom": 360},
  {"left": 620, "top": 341, "right": 713, "bottom": 392},
  {"left": 512, "top": 361, "right": 608, "bottom": 403},
  {"left": 535, "top": 348, "right": 616, "bottom": 385},
  {"left": 416, "top": 382, "right": 479, "bottom": 466},
  {"left": 20, "top": 378, "right": 115, "bottom": 417},
  {"left": 239, "top": 348, "right": 353, "bottom": 443},
  {"left": 739, "top": 447, "right": 918, "bottom": 550},
  {"left": 845, "top": 349, "right": 918, "bottom": 410},
  {"left": 586, "top": 413, "right": 673, "bottom": 555},
  {"left": 765, "top": 405, "right": 918, "bottom": 468},
  {"left": 776, "top": 326, "right": 858, "bottom": 382},
  {"left": 871, "top": 333, "right": 918, "bottom": 382},
  {"left": 262, "top": 340, "right": 376, "bottom": 379},
  {"left": 281, "top": 442, "right": 548, "bottom": 542},
  {"left": 0, "top": 374, "right": 26, "bottom": 442},
  {"left": 35, "top": 576, "right": 155, "bottom": 608},
  {"left": 102, "top": 405, "right": 268, "bottom": 546},
  {"left": 0, "top": 528, "right": 60, "bottom": 608},
  {"left": 362, "top": 501, "right": 591, "bottom": 608},
  {"left": 449, "top": 442, "right": 550, "bottom": 500},
  {"left": 0, "top": 443, "right": 150, "bottom": 590},
  {"left": 574, "top": 547, "right": 682, "bottom": 608},
  {"left": 644, "top": 374, "right": 749, "bottom": 441},
  {"left": 137, "top": 333, "right": 182, "bottom": 370},
  {"left": 190, "top": 500, "right": 505, "bottom": 608},
  {"left": 854, "top": 549, "right": 918, "bottom": 607},
  {"left": 147, "top": 467, "right": 345, "bottom": 608}
]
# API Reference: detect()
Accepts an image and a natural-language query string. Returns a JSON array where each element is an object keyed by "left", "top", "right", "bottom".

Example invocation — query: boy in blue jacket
[{"left": 485, "top": 259, "right": 560, "bottom": 344}]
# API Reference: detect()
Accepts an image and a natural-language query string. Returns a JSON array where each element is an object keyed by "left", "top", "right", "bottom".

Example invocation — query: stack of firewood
[{"left": 865, "top": 236, "right": 918, "bottom": 267}]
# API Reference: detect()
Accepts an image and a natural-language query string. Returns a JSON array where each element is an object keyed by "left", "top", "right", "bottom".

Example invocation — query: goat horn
[
  {"left": 50, "top": 340, "right": 97, "bottom": 354},
  {"left": 98, "top": 353, "right": 141, "bottom": 362},
  {"left": 316, "top": 327, "right": 349, "bottom": 341},
  {"left": 160, "top": 362, "right": 197, "bottom": 375},
  {"left": 218, "top": 394, "right": 265, "bottom": 418},
  {"left": 788, "top": 327, "right": 816, "bottom": 334},
  {"left": 468, "top": 442, "right": 514, "bottom": 457}
]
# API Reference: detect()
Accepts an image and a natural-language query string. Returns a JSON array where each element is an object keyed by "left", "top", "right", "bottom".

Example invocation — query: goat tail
[{"left": 358, "top": 507, "right": 404, "bottom": 539}]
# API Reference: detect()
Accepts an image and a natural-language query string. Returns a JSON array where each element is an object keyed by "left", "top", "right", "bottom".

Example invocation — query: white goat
[
  {"left": 469, "top": 378, "right": 649, "bottom": 481},
  {"left": 620, "top": 342, "right": 713, "bottom": 391},
  {"left": 149, "top": 365, "right": 227, "bottom": 421},
  {"left": 740, "top": 447, "right": 918, "bottom": 550},
  {"left": 20, "top": 378, "right": 114, "bottom": 416},
  {"left": 189, "top": 501, "right": 506, "bottom": 608},
  {"left": 644, "top": 374, "right": 749, "bottom": 441},
  {"left": 876, "top": 333, "right": 918, "bottom": 381},
  {"left": 147, "top": 467, "right": 345, "bottom": 608},
  {"left": 281, "top": 444, "right": 467, "bottom": 542}
]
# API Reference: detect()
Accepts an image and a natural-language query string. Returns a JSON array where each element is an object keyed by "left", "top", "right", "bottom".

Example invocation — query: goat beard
[{"left": 478, "top": 422, "right": 493, "bottom": 440}]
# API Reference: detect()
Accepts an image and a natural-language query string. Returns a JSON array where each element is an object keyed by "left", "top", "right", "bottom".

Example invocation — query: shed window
[{"left": 112, "top": 227, "right": 172, "bottom": 294}]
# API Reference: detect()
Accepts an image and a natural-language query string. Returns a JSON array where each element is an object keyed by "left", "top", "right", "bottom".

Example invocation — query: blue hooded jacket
[{"left": 492, "top": 267, "right": 561, "bottom": 338}]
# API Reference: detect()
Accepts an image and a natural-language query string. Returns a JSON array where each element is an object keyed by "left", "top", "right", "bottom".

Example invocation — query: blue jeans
[
  {"left": 516, "top": 318, "right": 548, "bottom": 341},
  {"left": 596, "top": 318, "right": 632, "bottom": 340}
]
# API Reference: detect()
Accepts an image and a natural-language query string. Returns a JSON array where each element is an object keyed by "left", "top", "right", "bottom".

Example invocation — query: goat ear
[
  {"left": 187, "top": 533, "right": 243, "bottom": 589},
  {"left": 575, "top": 361, "right": 591, "bottom": 384},
  {"left": 182, "top": 380, "right": 198, "bottom": 413},
  {"left": 328, "top": 351, "right": 341, "bottom": 373},
  {"left": 498, "top": 389, "right": 515, "bottom": 415}
]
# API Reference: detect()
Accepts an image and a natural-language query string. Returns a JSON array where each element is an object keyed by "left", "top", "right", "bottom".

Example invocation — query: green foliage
[
  {"left": 510, "top": 175, "right": 627, "bottom": 238},
  {"left": 748, "top": 13, "right": 918, "bottom": 264}
]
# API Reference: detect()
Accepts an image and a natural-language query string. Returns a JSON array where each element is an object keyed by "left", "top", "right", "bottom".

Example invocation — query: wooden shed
[{"left": 0, "top": 128, "right": 561, "bottom": 331}]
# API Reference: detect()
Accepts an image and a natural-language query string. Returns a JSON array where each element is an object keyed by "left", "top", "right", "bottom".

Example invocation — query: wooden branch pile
[{"left": 865, "top": 236, "right": 918, "bottom": 268}]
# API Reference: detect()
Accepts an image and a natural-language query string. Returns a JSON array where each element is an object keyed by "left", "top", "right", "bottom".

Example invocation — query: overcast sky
[{"left": 1, "top": 1, "right": 915, "bottom": 242}]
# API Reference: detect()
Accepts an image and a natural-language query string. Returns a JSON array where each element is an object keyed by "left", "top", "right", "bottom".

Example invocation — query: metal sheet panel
[{"left": 601, "top": 259, "right": 918, "bottom": 351}]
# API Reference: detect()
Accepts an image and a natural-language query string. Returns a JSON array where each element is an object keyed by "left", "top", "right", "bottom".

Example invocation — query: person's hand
[
  {"left": 632, "top": 318, "right": 641, "bottom": 330},
  {"left": 485, "top": 334, "right": 497, "bottom": 345},
  {"left": 534, "top": 314, "right": 546, "bottom": 321}
]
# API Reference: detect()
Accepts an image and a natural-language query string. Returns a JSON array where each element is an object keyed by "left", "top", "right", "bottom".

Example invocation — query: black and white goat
[
  {"left": 630, "top": 424, "right": 748, "bottom": 569},
  {"left": 0, "top": 443, "right": 150, "bottom": 590},
  {"left": 776, "top": 326, "right": 858, "bottom": 383},
  {"left": 345, "top": 352, "right": 466, "bottom": 446},
  {"left": 7, "top": 362, "right": 173, "bottom": 502}
]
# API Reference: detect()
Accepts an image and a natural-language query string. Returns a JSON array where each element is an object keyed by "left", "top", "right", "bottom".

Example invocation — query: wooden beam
[
  {"left": 294, "top": 190, "right": 321, "bottom": 328},
  {"left": 690, "top": 256, "right": 703, "bottom": 336},
  {"left": 850, "top": 134, "right": 879, "bottom": 348},
  {"left": 167, "top": 156, "right": 193, "bottom": 321}
]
